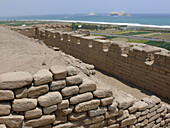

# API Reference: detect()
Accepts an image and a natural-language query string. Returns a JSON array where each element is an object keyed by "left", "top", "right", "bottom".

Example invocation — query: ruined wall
[
  {"left": 11, "top": 24, "right": 72, "bottom": 38},
  {"left": 12, "top": 27, "right": 170, "bottom": 100},
  {"left": 0, "top": 65, "right": 169, "bottom": 128}
]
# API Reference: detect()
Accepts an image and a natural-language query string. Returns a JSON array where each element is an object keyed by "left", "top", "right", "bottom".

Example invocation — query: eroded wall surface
[{"left": 12, "top": 26, "right": 170, "bottom": 100}]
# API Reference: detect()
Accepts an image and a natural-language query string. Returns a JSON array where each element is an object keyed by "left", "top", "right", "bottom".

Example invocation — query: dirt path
[{"left": 0, "top": 26, "right": 168, "bottom": 103}]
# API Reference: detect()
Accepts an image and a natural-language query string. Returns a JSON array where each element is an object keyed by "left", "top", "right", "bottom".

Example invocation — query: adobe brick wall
[
  {"left": 12, "top": 26, "right": 170, "bottom": 100},
  {"left": 0, "top": 66, "right": 169, "bottom": 128}
]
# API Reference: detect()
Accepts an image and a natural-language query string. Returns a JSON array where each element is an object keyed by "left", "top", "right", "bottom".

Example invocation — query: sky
[{"left": 0, "top": 0, "right": 170, "bottom": 17}]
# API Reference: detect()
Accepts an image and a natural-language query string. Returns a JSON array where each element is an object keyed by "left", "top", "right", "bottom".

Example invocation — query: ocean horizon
[{"left": 1, "top": 13, "right": 170, "bottom": 28}]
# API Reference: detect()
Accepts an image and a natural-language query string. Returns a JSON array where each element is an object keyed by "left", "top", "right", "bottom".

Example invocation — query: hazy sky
[{"left": 0, "top": 0, "right": 170, "bottom": 17}]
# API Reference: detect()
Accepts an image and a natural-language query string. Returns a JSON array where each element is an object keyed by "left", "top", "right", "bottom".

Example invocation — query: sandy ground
[{"left": 0, "top": 25, "right": 169, "bottom": 103}]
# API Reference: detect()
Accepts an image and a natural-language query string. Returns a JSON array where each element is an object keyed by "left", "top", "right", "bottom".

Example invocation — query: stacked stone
[
  {"left": 0, "top": 65, "right": 112, "bottom": 128},
  {"left": 109, "top": 95, "right": 170, "bottom": 128},
  {"left": 53, "top": 69, "right": 114, "bottom": 128},
  {"left": 0, "top": 65, "right": 169, "bottom": 128}
]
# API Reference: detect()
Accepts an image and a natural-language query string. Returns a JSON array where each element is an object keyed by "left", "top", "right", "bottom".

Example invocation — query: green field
[
  {"left": 97, "top": 35, "right": 170, "bottom": 51},
  {"left": 120, "top": 31, "right": 152, "bottom": 36},
  {"left": 127, "top": 39, "right": 170, "bottom": 50}
]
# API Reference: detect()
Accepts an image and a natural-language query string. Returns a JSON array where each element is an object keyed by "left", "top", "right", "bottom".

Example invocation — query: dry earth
[{"left": 0, "top": 25, "right": 168, "bottom": 103}]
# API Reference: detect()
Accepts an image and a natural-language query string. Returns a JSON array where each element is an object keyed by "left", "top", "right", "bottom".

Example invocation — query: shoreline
[
  {"left": 1, "top": 19, "right": 170, "bottom": 29},
  {"left": 7, "top": 19, "right": 170, "bottom": 29},
  {"left": 43, "top": 19, "right": 170, "bottom": 28}
]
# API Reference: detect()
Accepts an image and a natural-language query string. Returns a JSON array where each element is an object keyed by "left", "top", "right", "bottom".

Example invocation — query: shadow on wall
[{"left": 12, "top": 25, "right": 170, "bottom": 101}]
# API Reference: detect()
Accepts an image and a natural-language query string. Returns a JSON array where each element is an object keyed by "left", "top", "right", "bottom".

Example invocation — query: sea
[{"left": 1, "top": 13, "right": 170, "bottom": 28}]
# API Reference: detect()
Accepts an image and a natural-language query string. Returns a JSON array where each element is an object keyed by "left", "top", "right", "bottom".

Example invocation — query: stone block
[
  {"left": 165, "top": 113, "right": 170, "bottom": 119},
  {"left": 0, "top": 102, "right": 11, "bottom": 116},
  {"left": 50, "top": 66, "right": 67, "bottom": 80},
  {"left": 58, "top": 99, "right": 69, "bottom": 109},
  {"left": 160, "top": 120, "right": 165, "bottom": 126},
  {"left": 108, "top": 117, "right": 116, "bottom": 125},
  {"left": 140, "top": 119, "right": 148, "bottom": 127},
  {"left": 108, "top": 124, "right": 119, "bottom": 128},
  {"left": 138, "top": 115, "right": 147, "bottom": 122},
  {"left": 25, "top": 115, "right": 55, "bottom": 128},
  {"left": 27, "top": 84, "right": 49, "bottom": 98},
  {"left": 134, "top": 101, "right": 148, "bottom": 111},
  {"left": 153, "top": 123, "right": 160, "bottom": 128},
  {"left": 50, "top": 80, "right": 66, "bottom": 91},
  {"left": 53, "top": 116, "right": 67, "bottom": 125},
  {"left": 141, "top": 109, "right": 149, "bottom": 116},
  {"left": 53, "top": 122, "right": 78, "bottom": 128},
  {"left": 135, "top": 123, "right": 141, "bottom": 128},
  {"left": 24, "top": 107, "right": 42, "bottom": 120},
  {"left": 66, "top": 75, "right": 83, "bottom": 85},
  {"left": 88, "top": 121, "right": 106, "bottom": 128},
  {"left": 134, "top": 111, "right": 141, "bottom": 118},
  {"left": 0, "top": 72, "right": 32, "bottom": 89},
  {"left": 61, "top": 86, "right": 79, "bottom": 96},
  {"left": 147, "top": 111, "right": 156, "bottom": 118},
  {"left": 161, "top": 108, "right": 167, "bottom": 116},
  {"left": 12, "top": 98, "right": 37, "bottom": 111},
  {"left": 0, "top": 115, "right": 24, "bottom": 128},
  {"left": 14, "top": 87, "right": 28, "bottom": 99},
  {"left": 128, "top": 104, "right": 138, "bottom": 113},
  {"left": 79, "top": 78, "right": 96, "bottom": 93},
  {"left": 116, "top": 97, "right": 135, "bottom": 109},
  {"left": 157, "top": 105, "right": 166, "bottom": 113},
  {"left": 150, "top": 105, "right": 158, "bottom": 112},
  {"left": 165, "top": 118, "right": 170, "bottom": 125},
  {"left": 116, "top": 114, "right": 124, "bottom": 122},
  {"left": 156, "top": 117, "right": 162, "bottom": 123},
  {"left": 56, "top": 106, "right": 74, "bottom": 116},
  {"left": 121, "top": 115, "right": 137, "bottom": 127},
  {"left": 66, "top": 66, "right": 77, "bottom": 76},
  {"left": 150, "top": 96, "right": 161, "bottom": 104},
  {"left": 101, "top": 97, "right": 114, "bottom": 106},
  {"left": 146, "top": 121, "right": 155, "bottom": 128},
  {"left": 105, "top": 108, "right": 119, "bottom": 119},
  {"left": 142, "top": 97, "right": 156, "bottom": 108},
  {"left": 0, "top": 90, "right": 14, "bottom": 101},
  {"left": 68, "top": 112, "right": 87, "bottom": 121},
  {"left": 165, "top": 104, "right": 170, "bottom": 112},
  {"left": 70, "top": 92, "right": 93, "bottom": 105},
  {"left": 93, "top": 90, "right": 113, "bottom": 98},
  {"left": 148, "top": 113, "right": 160, "bottom": 122},
  {"left": 0, "top": 124, "right": 6, "bottom": 128},
  {"left": 43, "top": 105, "right": 57, "bottom": 114},
  {"left": 38, "top": 92, "right": 62, "bottom": 107},
  {"left": 108, "top": 102, "right": 118, "bottom": 111},
  {"left": 39, "top": 125, "right": 52, "bottom": 128},
  {"left": 123, "top": 110, "right": 130, "bottom": 119},
  {"left": 83, "top": 115, "right": 104, "bottom": 125},
  {"left": 33, "top": 69, "right": 53, "bottom": 85},
  {"left": 88, "top": 107, "right": 107, "bottom": 117},
  {"left": 75, "top": 99, "right": 100, "bottom": 113}
]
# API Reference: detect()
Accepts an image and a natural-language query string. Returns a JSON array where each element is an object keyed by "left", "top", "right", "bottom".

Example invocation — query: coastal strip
[{"left": 26, "top": 19, "right": 170, "bottom": 29}]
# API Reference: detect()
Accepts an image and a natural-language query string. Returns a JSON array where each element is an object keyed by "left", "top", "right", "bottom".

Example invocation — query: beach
[{"left": 1, "top": 14, "right": 170, "bottom": 28}]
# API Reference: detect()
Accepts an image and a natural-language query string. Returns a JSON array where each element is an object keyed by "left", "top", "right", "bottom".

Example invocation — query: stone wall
[
  {"left": 11, "top": 24, "right": 72, "bottom": 38},
  {"left": 14, "top": 27, "right": 170, "bottom": 100},
  {"left": 0, "top": 65, "right": 169, "bottom": 128}
]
